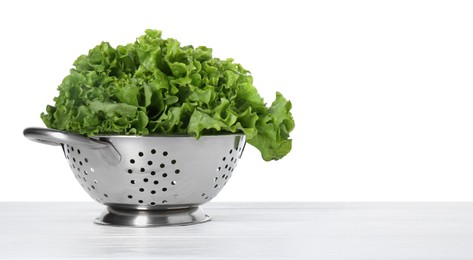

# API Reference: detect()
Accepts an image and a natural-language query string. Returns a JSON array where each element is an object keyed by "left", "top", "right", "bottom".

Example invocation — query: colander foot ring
[{"left": 94, "top": 206, "right": 211, "bottom": 227}]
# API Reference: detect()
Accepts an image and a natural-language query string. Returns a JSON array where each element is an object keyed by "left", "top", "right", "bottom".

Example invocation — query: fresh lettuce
[{"left": 41, "top": 30, "right": 294, "bottom": 161}]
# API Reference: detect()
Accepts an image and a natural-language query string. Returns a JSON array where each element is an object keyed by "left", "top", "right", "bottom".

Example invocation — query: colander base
[{"left": 94, "top": 206, "right": 211, "bottom": 227}]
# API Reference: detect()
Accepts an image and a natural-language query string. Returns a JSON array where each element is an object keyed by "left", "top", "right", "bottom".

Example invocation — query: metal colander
[{"left": 24, "top": 127, "right": 245, "bottom": 227}]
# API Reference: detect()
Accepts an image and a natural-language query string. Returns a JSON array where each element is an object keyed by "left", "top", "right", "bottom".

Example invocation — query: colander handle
[{"left": 23, "top": 127, "right": 121, "bottom": 164}]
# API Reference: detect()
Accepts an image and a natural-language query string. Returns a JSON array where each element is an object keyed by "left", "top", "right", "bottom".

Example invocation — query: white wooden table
[{"left": 0, "top": 202, "right": 472, "bottom": 259}]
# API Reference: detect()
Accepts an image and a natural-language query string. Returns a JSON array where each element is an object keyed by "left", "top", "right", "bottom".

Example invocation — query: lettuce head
[{"left": 41, "top": 30, "right": 295, "bottom": 161}]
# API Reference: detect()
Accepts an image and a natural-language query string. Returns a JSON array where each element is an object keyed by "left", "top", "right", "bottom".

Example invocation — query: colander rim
[
  {"left": 91, "top": 132, "right": 245, "bottom": 139},
  {"left": 42, "top": 128, "right": 245, "bottom": 139}
]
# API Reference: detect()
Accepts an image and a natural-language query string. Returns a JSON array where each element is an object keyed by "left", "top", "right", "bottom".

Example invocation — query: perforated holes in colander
[
  {"left": 65, "top": 145, "right": 103, "bottom": 202},
  {"left": 126, "top": 149, "right": 181, "bottom": 205},
  {"left": 208, "top": 146, "right": 242, "bottom": 197}
]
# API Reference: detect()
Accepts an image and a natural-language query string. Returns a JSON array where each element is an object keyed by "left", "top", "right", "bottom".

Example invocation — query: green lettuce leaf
[{"left": 41, "top": 29, "right": 295, "bottom": 161}]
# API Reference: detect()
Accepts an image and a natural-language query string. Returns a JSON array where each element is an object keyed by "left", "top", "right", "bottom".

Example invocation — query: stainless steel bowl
[{"left": 24, "top": 127, "right": 246, "bottom": 227}]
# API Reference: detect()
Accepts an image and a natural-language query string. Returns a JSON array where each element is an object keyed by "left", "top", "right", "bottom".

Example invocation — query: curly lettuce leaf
[{"left": 41, "top": 29, "right": 295, "bottom": 161}]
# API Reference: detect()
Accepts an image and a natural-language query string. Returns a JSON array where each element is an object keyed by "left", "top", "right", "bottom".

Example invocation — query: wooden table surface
[{"left": 0, "top": 202, "right": 473, "bottom": 259}]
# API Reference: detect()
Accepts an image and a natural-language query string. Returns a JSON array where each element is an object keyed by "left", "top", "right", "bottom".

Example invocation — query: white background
[{"left": 1, "top": 0, "right": 473, "bottom": 201}]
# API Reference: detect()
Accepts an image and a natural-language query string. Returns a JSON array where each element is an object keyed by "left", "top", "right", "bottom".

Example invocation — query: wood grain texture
[{"left": 0, "top": 202, "right": 473, "bottom": 259}]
